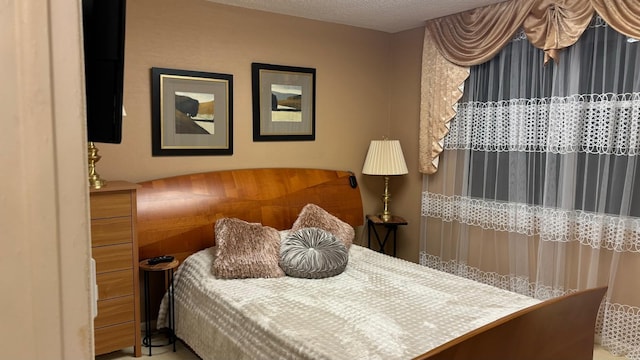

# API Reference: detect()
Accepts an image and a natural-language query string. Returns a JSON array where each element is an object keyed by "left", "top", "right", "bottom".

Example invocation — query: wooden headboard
[{"left": 137, "top": 168, "right": 363, "bottom": 261}]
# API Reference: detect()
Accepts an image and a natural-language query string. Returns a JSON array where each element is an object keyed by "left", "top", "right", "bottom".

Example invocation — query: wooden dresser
[{"left": 90, "top": 181, "right": 141, "bottom": 357}]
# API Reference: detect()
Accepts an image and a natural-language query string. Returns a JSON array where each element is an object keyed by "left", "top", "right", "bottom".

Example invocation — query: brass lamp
[
  {"left": 87, "top": 105, "right": 127, "bottom": 189},
  {"left": 87, "top": 141, "right": 106, "bottom": 189},
  {"left": 362, "top": 139, "right": 408, "bottom": 222}
]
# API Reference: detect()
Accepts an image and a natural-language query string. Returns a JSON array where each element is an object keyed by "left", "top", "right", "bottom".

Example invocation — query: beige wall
[
  {"left": 389, "top": 28, "right": 424, "bottom": 262},
  {"left": 2, "top": 0, "right": 94, "bottom": 358},
  {"left": 95, "top": 0, "right": 426, "bottom": 261}
]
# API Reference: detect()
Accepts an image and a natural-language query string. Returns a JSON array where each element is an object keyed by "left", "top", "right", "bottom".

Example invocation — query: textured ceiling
[{"left": 205, "top": 0, "right": 507, "bottom": 33}]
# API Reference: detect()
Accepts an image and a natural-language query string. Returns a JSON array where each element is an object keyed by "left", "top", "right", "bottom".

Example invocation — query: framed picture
[
  {"left": 151, "top": 67, "right": 233, "bottom": 156},
  {"left": 251, "top": 63, "right": 316, "bottom": 141}
]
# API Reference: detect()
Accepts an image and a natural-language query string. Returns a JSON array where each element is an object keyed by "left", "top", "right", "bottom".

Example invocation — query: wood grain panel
[
  {"left": 137, "top": 168, "right": 363, "bottom": 260},
  {"left": 93, "top": 243, "right": 133, "bottom": 273},
  {"left": 95, "top": 295, "right": 135, "bottom": 328},
  {"left": 96, "top": 269, "right": 133, "bottom": 300},
  {"left": 416, "top": 286, "right": 607, "bottom": 360},
  {"left": 90, "top": 192, "right": 131, "bottom": 219},
  {"left": 94, "top": 322, "right": 135, "bottom": 356},
  {"left": 91, "top": 217, "right": 132, "bottom": 247},
  {"left": 90, "top": 181, "right": 141, "bottom": 357}
]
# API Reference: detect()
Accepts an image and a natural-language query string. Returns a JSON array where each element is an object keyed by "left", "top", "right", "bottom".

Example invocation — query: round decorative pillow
[{"left": 279, "top": 227, "right": 349, "bottom": 279}]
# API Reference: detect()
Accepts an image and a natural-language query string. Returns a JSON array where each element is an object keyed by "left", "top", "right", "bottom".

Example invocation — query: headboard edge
[{"left": 136, "top": 168, "right": 363, "bottom": 261}]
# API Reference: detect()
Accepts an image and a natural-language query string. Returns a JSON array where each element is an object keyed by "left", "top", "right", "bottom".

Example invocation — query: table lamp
[{"left": 362, "top": 139, "right": 408, "bottom": 222}]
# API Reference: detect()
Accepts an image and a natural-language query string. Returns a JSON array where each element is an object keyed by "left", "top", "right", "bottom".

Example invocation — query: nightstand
[
  {"left": 139, "top": 258, "right": 180, "bottom": 356},
  {"left": 366, "top": 214, "right": 408, "bottom": 257}
]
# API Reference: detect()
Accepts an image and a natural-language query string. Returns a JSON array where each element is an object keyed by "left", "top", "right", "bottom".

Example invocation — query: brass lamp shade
[{"left": 362, "top": 139, "right": 408, "bottom": 221}]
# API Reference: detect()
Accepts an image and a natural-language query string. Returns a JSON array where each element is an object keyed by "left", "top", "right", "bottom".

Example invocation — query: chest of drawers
[{"left": 90, "top": 181, "right": 141, "bottom": 357}]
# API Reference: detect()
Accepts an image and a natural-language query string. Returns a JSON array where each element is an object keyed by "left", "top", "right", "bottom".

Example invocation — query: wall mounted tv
[{"left": 82, "top": 0, "right": 126, "bottom": 144}]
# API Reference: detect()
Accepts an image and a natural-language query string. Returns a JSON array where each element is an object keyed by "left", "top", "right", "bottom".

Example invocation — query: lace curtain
[
  {"left": 421, "top": 18, "right": 640, "bottom": 358},
  {"left": 420, "top": 0, "right": 640, "bottom": 174}
]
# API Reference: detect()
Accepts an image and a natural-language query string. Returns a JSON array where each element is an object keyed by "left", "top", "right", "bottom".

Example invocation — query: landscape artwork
[
  {"left": 271, "top": 84, "right": 302, "bottom": 122},
  {"left": 251, "top": 63, "right": 315, "bottom": 141},
  {"left": 152, "top": 67, "right": 233, "bottom": 156},
  {"left": 174, "top": 91, "right": 215, "bottom": 134}
]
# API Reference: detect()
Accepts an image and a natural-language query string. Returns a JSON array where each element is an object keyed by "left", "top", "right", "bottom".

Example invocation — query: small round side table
[{"left": 139, "top": 258, "right": 179, "bottom": 356}]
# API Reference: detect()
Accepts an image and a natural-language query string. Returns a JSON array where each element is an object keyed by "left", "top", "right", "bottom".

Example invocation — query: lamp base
[
  {"left": 88, "top": 141, "right": 107, "bottom": 189},
  {"left": 380, "top": 175, "right": 392, "bottom": 222},
  {"left": 380, "top": 212, "right": 392, "bottom": 222}
]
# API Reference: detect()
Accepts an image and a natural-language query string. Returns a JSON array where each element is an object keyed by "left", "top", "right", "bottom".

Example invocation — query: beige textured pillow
[
  {"left": 213, "top": 217, "right": 285, "bottom": 279},
  {"left": 291, "top": 203, "right": 355, "bottom": 249}
]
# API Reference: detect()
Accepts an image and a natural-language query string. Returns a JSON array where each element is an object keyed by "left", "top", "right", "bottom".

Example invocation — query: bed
[{"left": 137, "top": 168, "right": 607, "bottom": 360}]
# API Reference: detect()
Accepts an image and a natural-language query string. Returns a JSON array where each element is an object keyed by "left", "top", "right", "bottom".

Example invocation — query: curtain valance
[{"left": 419, "top": 0, "right": 640, "bottom": 174}]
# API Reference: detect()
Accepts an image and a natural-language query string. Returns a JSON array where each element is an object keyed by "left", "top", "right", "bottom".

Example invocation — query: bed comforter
[{"left": 158, "top": 245, "right": 540, "bottom": 360}]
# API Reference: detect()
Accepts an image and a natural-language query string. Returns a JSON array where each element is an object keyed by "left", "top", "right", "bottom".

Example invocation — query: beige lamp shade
[{"left": 362, "top": 139, "right": 408, "bottom": 176}]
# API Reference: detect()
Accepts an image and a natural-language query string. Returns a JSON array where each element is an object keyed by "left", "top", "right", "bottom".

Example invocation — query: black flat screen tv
[{"left": 82, "top": 0, "right": 127, "bottom": 144}]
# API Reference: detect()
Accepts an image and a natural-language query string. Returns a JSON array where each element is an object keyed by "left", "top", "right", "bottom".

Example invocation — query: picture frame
[
  {"left": 251, "top": 63, "right": 316, "bottom": 141},
  {"left": 151, "top": 67, "right": 233, "bottom": 156}
]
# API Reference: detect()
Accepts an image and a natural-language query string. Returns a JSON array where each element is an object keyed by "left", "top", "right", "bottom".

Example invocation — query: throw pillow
[
  {"left": 213, "top": 217, "right": 285, "bottom": 279},
  {"left": 291, "top": 203, "right": 355, "bottom": 249},
  {"left": 280, "top": 227, "right": 349, "bottom": 279}
]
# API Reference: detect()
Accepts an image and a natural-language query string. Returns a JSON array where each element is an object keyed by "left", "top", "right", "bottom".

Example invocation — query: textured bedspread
[{"left": 158, "top": 245, "right": 540, "bottom": 360}]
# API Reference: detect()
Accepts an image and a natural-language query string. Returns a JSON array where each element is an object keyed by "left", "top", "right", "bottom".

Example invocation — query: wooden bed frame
[
  {"left": 137, "top": 168, "right": 363, "bottom": 262},
  {"left": 136, "top": 168, "right": 607, "bottom": 360}
]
